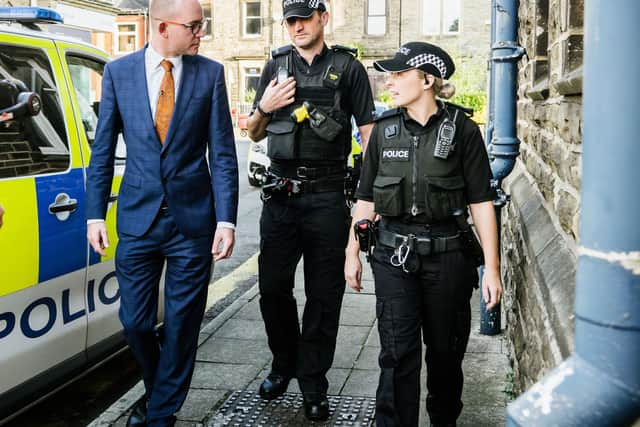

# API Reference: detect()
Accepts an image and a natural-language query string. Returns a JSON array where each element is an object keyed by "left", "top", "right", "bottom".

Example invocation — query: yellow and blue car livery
[{"left": 0, "top": 7, "right": 134, "bottom": 421}]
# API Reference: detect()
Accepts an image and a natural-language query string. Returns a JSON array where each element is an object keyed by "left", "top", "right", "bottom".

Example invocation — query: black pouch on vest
[
  {"left": 425, "top": 175, "right": 467, "bottom": 221},
  {"left": 309, "top": 105, "right": 343, "bottom": 142},
  {"left": 266, "top": 120, "right": 296, "bottom": 159},
  {"left": 373, "top": 176, "right": 404, "bottom": 217}
]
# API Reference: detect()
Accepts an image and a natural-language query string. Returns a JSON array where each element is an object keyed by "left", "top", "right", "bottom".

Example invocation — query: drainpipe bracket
[
  {"left": 491, "top": 42, "right": 526, "bottom": 62},
  {"left": 489, "top": 137, "right": 521, "bottom": 157}
]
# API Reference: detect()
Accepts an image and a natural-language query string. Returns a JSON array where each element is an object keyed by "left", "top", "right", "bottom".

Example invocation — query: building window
[
  {"left": 201, "top": 1, "right": 213, "bottom": 38},
  {"left": 533, "top": 0, "right": 549, "bottom": 83},
  {"left": 367, "top": 0, "right": 386, "bottom": 35},
  {"left": 243, "top": 67, "right": 261, "bottom": 103},
  {"left": 422, "top": 0, "right": 460, "bottom": 35},
  {"left": 117, "top": 23, "right": 137, "bottom": 53},
  {"left": 243, "top": 1, "right": 262, "bottom": 37}
]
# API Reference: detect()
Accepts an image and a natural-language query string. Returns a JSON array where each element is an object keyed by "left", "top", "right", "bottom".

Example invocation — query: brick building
[{"left": 501, "top": 0, "right": 584, "bottom": 394}]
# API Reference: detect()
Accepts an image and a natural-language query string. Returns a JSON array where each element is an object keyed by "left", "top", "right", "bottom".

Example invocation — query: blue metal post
[
  {"left": 507, "top": 0, "right": 640, "bottom": 424},
  {"left": 480, "top": 0, "right": 524, "bottom": 335},
  {"left": 485, "top": 0, "right": 497, "bottom": 147}
]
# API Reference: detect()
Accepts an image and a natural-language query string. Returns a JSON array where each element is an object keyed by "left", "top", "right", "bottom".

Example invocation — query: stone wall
[{"left": 502, "top": 0, "right": 584, "bottom": 394}]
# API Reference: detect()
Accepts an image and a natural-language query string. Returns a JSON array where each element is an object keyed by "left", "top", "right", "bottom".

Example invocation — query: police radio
[
  {"left": 433, "top": 117, "right": 456, "bottom": 159},
  {"left": 277, "top": 67, "right": 289, "bottom": 84}
]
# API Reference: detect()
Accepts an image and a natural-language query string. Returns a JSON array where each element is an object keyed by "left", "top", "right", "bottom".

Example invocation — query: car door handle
[{"left": 49, "top": 197, "right": 78, "bottom": 214}]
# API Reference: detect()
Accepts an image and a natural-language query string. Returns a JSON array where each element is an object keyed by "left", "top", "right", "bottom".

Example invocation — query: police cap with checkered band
[
  {"left": 373, "top": 42, "right": 455, "bottom": 79},
  {"left": 283, "top": 0, "right": 326, "bottom": 19}
]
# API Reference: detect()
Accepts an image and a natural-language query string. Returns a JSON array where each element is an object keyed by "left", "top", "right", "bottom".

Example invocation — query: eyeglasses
[{"left": 161, "top": 18, "right": 208, "bottom": 35}]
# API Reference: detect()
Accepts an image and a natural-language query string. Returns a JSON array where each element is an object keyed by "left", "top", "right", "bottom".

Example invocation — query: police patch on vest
[
  {"left": 382, "top": 148, "right": 410, "bottom": 161},
  {"left": 384, "top": 124, "right": 398, "bottom": 139}
]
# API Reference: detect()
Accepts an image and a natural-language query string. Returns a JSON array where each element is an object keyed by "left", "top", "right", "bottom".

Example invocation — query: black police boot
[
  {"left": 303, "top": 393, "right": 330, "bottom": 422},
  {"left": 126, "top": 397, "right": 147, "bottom": 427},
  {"left": 258, "top": 372, "right": 291, "bottom": 400}
]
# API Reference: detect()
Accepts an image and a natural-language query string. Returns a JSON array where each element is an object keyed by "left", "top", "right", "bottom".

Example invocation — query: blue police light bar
[{"left": 0, "top": 7, "right": 64, "bottom": 24}]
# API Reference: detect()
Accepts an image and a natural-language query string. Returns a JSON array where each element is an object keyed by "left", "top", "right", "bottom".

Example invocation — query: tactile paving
[{"left": 208, "top": 390, "right": 375, "bottom": 426}]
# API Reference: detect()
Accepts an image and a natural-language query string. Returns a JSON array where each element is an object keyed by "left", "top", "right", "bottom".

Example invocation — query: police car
[{"left": 0, "top": 7, "right": 147, "bottom": 421}]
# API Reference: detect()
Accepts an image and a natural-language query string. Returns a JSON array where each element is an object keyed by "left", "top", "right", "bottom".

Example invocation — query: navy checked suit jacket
[{"left": 86, "top": 47, "right": 239, "bottom": 238}]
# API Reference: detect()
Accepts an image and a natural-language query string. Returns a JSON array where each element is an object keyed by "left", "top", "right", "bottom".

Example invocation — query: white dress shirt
[
  {"left": 88, "top": 44, "right": 234, "bottom": 231},
  {"left": 145, "top": 44, "right": 182, "bottom": 121}
]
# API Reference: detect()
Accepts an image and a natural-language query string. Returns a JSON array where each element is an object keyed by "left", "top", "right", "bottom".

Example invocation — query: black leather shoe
[
  {"left": 126, "top": 398, "right": 147, "bottom": 426},
  {"left": 258, "top": 373, "right": 291, "bottom": 400},
  {"left": 303, "top": 394, "right": 330, "bottom": 422}
]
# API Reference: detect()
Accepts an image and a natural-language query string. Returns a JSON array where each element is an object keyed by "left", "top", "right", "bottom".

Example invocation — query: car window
[
  {"left": 0, "top": 43, "right": 69, "bottom": 179},
  {"left": 66, "top": 54, "right": 126, "bottom": 164},
  {"left": 66, "top": 55, "right": 102, "bottom": 146}
]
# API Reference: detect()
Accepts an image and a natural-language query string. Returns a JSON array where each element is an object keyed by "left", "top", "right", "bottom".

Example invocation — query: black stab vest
[
  {"left": 372, "top": 103, "right": 470, "bottom": 223},
  {"left": 265, "top": 45, "right": 355, "bottom": 162}
]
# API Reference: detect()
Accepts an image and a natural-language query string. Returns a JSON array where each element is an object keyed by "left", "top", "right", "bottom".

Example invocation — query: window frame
[
  {"left": 421, "top": 0, "right": 462, "bottom": 36},
  {"left": 201, "top": 0, "right": 213, "bottom": 39},
  {"left": 242, "top": 0, "right": 262, "bottom": 38},
  {"left": 115, "top": 21, "right": 138, "bottom": 54},
  {"left": 366, "top": 0, "right": 387, "bottom": 36}
]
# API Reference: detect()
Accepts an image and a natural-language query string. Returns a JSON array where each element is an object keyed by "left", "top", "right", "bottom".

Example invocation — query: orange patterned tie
[{"left": 155, "top": 59, "right": 175, "bottom": 144}]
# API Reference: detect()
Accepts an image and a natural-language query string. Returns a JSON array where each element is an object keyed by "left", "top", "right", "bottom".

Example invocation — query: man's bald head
[
  {"left": 150, "top": 0, "right": 181, "bottom": 22},
  {"left": 149, "top": 0, "right": 204, "bottom": 56}
]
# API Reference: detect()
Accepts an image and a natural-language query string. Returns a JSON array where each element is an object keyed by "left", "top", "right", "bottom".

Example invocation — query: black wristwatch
[{"left": 256, "top": 103, "right": 273, "bottom": 118}]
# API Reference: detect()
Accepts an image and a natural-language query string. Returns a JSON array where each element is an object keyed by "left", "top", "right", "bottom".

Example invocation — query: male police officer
[{"left": 247, "top": 0, "right": 374, "bottom": 421}]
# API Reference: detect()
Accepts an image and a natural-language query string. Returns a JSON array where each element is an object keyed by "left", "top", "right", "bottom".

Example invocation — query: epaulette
[
  {"left": 331, "top": 44, "right": 358, "bottom": 57},
  {"left": 374, "top": 107, "right": 402, "bottom": 122},
  {"left": 271, "top": 45, "right": 293, "bottom": 58},
  {"left": 442, "top": 101, "right": 474, "bottom": 117}
]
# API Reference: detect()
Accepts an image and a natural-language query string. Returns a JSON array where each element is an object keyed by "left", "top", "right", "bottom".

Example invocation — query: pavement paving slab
[{"left": 89, "top": 262, "right": 510, "bottom": 427}]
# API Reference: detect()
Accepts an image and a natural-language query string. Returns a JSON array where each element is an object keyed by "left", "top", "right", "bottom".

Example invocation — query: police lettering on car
[{"left": 345, "top": 42, "right": 503, "bottom": 427}]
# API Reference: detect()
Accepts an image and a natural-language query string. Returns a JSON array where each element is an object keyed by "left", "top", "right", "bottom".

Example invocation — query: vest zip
[{"left": 411, "top": 135, "right": 419, "bottom": 216}]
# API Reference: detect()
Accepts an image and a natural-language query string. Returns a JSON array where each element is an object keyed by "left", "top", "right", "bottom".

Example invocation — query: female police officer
[{"left": 345, "top": 42, "right": 502, "bottom": 426}]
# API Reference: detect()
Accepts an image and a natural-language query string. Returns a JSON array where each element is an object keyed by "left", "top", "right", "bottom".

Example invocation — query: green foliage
[
  {"left": 443, "top": 51, "right": 488, "bottom": 120},
  {"left": 244, "top": 87, "right": 256, "bottom": 104},
  {"left": 502, "top": 368, "right": 517, "bottom": 401},
  {"left": 450, "top": 91, "right": 486, "bottom": 114},
  {"left": 344, "top": 42, "right": 364, "bottom": 60},
  {"left": 376, "top": 90, "right": 393, "bottom": 106}
]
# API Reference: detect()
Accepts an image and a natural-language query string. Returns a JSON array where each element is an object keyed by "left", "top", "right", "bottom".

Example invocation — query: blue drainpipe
[
  {"left": 485, "top": 0, "right": 497, "bottom": 147},
  {"left": 507, "top": 0, "right": 640, "bottom": 424},
  {"left": 480, "top": 0, "right": 525, "bottom": 335}
]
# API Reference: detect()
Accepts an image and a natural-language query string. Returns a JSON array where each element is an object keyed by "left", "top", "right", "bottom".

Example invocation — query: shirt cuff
[
  {"left": 217, "top": 221, "right": 236, "bottom": 230},
  {"left": 87, "top": 219, "right": 105, "bottom": 224}
]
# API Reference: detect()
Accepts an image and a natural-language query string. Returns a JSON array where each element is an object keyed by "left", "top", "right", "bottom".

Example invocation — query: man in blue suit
[{"left": 86, "top": 0, "right": 239, "bottom": 425}]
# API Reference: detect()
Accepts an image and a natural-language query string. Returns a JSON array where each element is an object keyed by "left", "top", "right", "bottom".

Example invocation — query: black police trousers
[
  {"left": 258, "top": 190, "right": 350, "bottom": 395},
  {"left": 371, "top": 245, "right": 477, "bottom": 426}
]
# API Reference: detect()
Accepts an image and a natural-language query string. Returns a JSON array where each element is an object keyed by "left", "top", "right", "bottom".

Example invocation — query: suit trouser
[
  {"left": 258, "top": 190, "right": 350, "bottom": 395},
  {"left": 371, "top": 245, "right": 476, "bottom": 427},
  {"left": 116, "top": 209, "right": 213, "bottom": 427}
]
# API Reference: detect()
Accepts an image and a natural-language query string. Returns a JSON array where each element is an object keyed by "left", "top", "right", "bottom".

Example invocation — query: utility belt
[
  {"left": 377, "top": 228, "right": 463, "bottom": 256},
  {"left": 354, "top": 216, "right": 472, "bottom": 273},
  {"left": 269, "top": 162, "right": 346, "bottom": 180},
  {"left": 378, "top": 227, "right": 463, "bottom": 273},
  {"left": 259, "top": 168, "right": 345, "bottom": 199}
]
